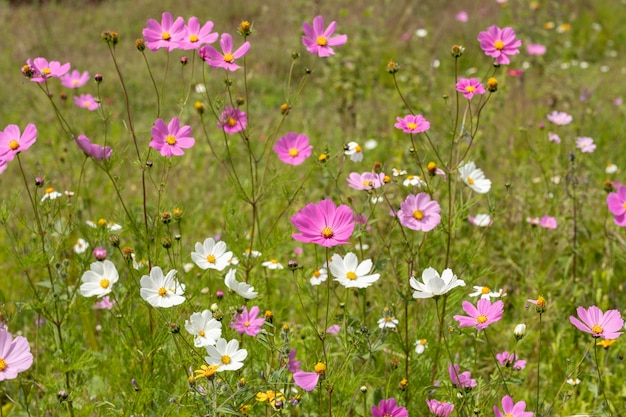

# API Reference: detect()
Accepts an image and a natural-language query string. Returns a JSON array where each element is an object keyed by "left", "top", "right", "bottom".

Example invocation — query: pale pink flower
[
  {"left": 302, "top": 15, "right": 347, "bottom": 57},
  {"left": 94, "top": 296, "right": 115, "bottom": 310},
  {"left": 74, "top": 94, "right": 100, "bottom": 111},
  {"left": 61, "top": 70, "right": 89, "bottom": 88},
  {"left": 548, "top": 132, "right": 561, "bottom": 144},
  {"left": 546, "top": 111, "right": 572, "bottom": 125},
  {"left": 397, "top": 193, "right": 441, "bottom": 232},
  {"left": 539, "top": 216, "right": 557, "bottom": 229},
  {"left": 0, "top": 327, "right": 34, "bottom": 381},
  {"left": 576, "top": 136, "right": 596, "bottom": 153},
  {"left": 199, "top": 33, "right": 250, "bottom": 71},
  {"left": 346, "top": 171, "right": 384, "bottom": 191},
  {"left": 326, "top": 324, "right": 341, "bottom": 334},
  {"left": 526, "top": 43, "right": 547, "bottom": 56},
  {"left": 149, "top": 117, "right": 195, "bottom": 157},
  {"left": 217, "top": 106, "right": 247, "bottom": 134},
  {"left": 75, "top": 135, "right": 112, "bottom": 160},
  {"left": 273, "top": 132, "right": 313, "bottom": 166},
  {"left": 569, "top": 305, "right": 624, "bottom": 339},
  {"left": 142, "top": 12, "right": 186, "bottom": 51},
  {"left": 455, "top": 11, "right": 468, "bottom": 22},
  {"left": 477, "top": 25, "right": 522, "bottom": 65}
]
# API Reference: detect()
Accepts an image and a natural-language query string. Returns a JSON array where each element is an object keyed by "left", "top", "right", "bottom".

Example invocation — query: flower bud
[
  {"left": 487, "top": 77, "right": 498, "bottom": 92},
  {"left": 450, "top": 45, "right": 465, "bottom": 58},
  {"left": 93, "top": 247, "right": 107, "bottom": 261},
  {"left": 514, "top": 323, "right": 526, "bottom": 340},
  {"left": 35, "top": 177, "right": 44, "bottom": 187},
  {"left": 135, "top": 38, "right": 146, "bottom": 51},
  {"left": 94, "top": 73, "right": 103, "bottom": 83},
  {"left": 386, "top": 59, "right": 399, "bottom": 74},
  {"left": 238, "top": 20, "right": 252, "bottom": 37},
  {"left": 180, "top": 56, "right": 188, "bottom": 65},
  {"left": 194, "top": 101, "right": 204, "bottom": 115}
]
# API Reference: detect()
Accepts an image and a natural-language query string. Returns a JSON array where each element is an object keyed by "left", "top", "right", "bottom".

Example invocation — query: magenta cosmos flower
[
  {"left": 291, "top": 199, "right": 355, "bottom": 247},
  {"left": 217, "top": 106, "right": 247, "bottom": 134},
  {"left": 0, "top": 123, "right": 37, "bottom": 162},
  {"left": 149, "top": 117, "right": 195, "bottom": 157},
  {"left": 456, "top": 78, "right": 485, "bottom": 100},
  {"left": 371, "top": 398, "right": 408, "bottom": 417},
  {"left": 496, "top": 351, "right": 526, "bottom": 370},
  {"left": 477, "top": 25, "right": 521, "bottom": 65},
  {"left": 280, "top": 349, "right": 301, "bottom": 373},
  {"left": 569, "top": 305, "right": 624, "bottom": 339},
  {"left": 539, "top": 215, "right": 557, "bottom": 229},
  {"left": 302, "top": 15, "right": 347, "bottom": 57},
  {"left": 448, "top": 363, "right": 476, "bottom": 389},
  {"left": 199, "top": 33, "right": 250, "bottom": 71},
  {"left": 607, "top": 184, "right": 626, "bottom": 226},
  {"left": 74, "top": 94, "right": 100, "bottom": 111},
  {"left": 273, "top": 132, "right": 313, "bottom": 166},
  {"left": 230, "top": 305, "right": 265, "bottom": 336},
  {"left": 453, "top": 298, "right": 504, "bottom": 330},
  {"left": 397, "top": 193, "right": 441, "bottom": 232},
  {"left": 180, "top": 17, "right": 218, "bottom": 50},
  {"left": 27, "top": 57, "right": 70, "bottom": 83},
  {"left": 142, "top": 12, "right": 186, "bottom": 51},
  {"left": 426, "top": 399, "right": 455, "bottom": 417},
  {"left": 75, "top": 135, "right": 112, "bottom": 161},
  {"left": 293, "top": 362, "right": 326, "bottom": 391},
  {"left": 394, "top": 114, "right": 430, "bottom": 134},
  {"left": 0, "top": 326, "right": 34, "bottom": 381},
  {"left": 61, "top": 70, "right": 89, "bottom": 88},
  {"left": 493, "top": 395, "right": 534, "bottom": 417}
]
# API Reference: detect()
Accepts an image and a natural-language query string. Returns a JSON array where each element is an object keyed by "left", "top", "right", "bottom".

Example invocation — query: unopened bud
[{"left": 514, "top": 323, "right": 526, "bottom": 340}]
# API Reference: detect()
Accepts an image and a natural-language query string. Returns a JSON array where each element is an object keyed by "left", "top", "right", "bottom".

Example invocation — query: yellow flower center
[
  {"left": 8, "top": 140, "right": 19, "bottom": 150},
  {"left": 406, "top": 122, "right": 417, "bottom": 130},
  {"left": 72, "top": 80, "right": 79, "bottom": 86},
  {"left": 465, "top": 86, "right": 476, "bottom": 93},
  {"left": 504, "top": 414, "right": 514, "bottom": 417},
  {"left": 244, "top": 321, "right": 250, "bottom": 327},
  {"left": 385, "top": 316, "right": 394, "bottom": 322},
  {"left": 97, "top": 218, "right": 108, "bottom": 227},
  {"left": 313, "top": 270, "right": 321, "bottom": 278},
  {"left": 100, "top": 278, "right": 110, "bottom": 289},
  {"left": 207, "top": 254, "right": 216, "bottom": 264},
  {"left": 271, "top": 259, "right": 278, "bottom": 264},
  {"left": 413, "top": 210, "right": 424, "bottom": 220},
  {"left": 221, "top": 355, "right": 231, "bottom": 365},
  {"left": 316, "top": 36, "right": 327, "bottom": 46},
  {"left": 346, "top": 271, "right": 357, "bottom": 280},
  {"left": 288, "top": 148, "right": 299, "bottom": 157},
  {"left": 592, "top": 324, "right": 603, "bottom": 335},
  {"left": 477, "top": 315, "right": 488, "bottom": 324},
  {"left": 481, "top": 286, "right": 491, "bottom": 294},
  {"left": 189, "top": 34, "right": 199, "bottom": 43},
  {"left": 0, "top": 358, "right": 6, "bottom": 371},
  {"left": 321, "top": 226, "right": 333, "bottom": 238},
  {"left": 318, "top": 153, "right": 328, "bottom": 161},
  {"left": 362, "top": 180, "right": 373, "bottom": 187},
  {"left": 165, "top": 134, "right": 177, "bottom": 145},
  {"left": 45, "top": 187, "right": 54, "bottom": 194},
  {"left": 223, "top": 53, "right": 234, "bottom": 63},
  {"left": 623, "top": 202, "right": 626, "bottom": 210},
  {"left": 536, "top": 296, "right": 546, "bottom": 307},
  {"left": 467, "top": 176, "right": 475, "bottom": 185},
  {"left": 494, "top": 39, "right": 504, "bottom": 50},
  {"left": 355, "top": 145, "right": 362, "bottom": 152},
  {"left": 42, "top": 67, "right": 51, "bottom": 75},
  {"left": 162, "top": 31, "right": 171, "bottom": 41},
  {"left": 198, "top": 330, "right": 205, "bottom": 337},
  {"left": 314, "top": 362, "right": 326, "bottom": 374},
  {"left": 83, "top": 100, "right": 92, "bottom": 107},
  {"left": 419, "top": 339, "right": 427, "bottom": 345},
  {"left": 158, "top": 287, "right": 167, "bottom": 297},
  {"left": 227, "top": 117, "right": 237, "bottom": 127},
  {"left": 384, "top": 414, "right": 393, "bottom": 417}
]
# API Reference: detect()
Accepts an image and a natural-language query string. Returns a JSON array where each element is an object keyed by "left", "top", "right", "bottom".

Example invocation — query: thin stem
[{"left": 594, "top": 343, "right": 614, "bottom": 416}]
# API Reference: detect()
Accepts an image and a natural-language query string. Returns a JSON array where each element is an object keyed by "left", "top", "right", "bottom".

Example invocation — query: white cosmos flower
[
  {"left": 74, "top": 238, "right": 89, "bottom": 254},
  {"left": 261, "top": 259, "right": 284, "bottom": 270},
  {"left": 377, "top": 316, "right": 399, "bottom": 329},
  {"left": 310, "top": 267, "right": 328, "bottom": 286},
  {"left": 344, "top": 141, "right": 364, "bottom": 162},
  {"left": 224, "top": 269, "right": 258, "bottom": 299},
  {"left": 140, "top": 266, "right": 186, "bottom": 308},
  {"left": 468, "top": 214, "right": 492, "bottom": 227},
  {"left": 606, "top": 163, "right": 618, "bottom": 174},
  {"left": 185, "top": 310, "right": 222, "bottom": 347},
  {"left": 191, "top": 238, "right": 232, "bottom": 271},
  {"left": 40, "top": 187, "right": 63, "bottom": 202},
  {"left": 469, "top": 285, "right": 503, "bottom": 300},
  {"left": 414, "top": 339, "right": 428, "bottom": 354},
  {"left": 410, "top": 267, "right": 465, "bottom": 299},
  {"left": 458, "top": 161, "right": 491, "bottom": 194},
  {"left": 204, "top": 338, "right": 248, "bottom": 371},
  {"left": 403, "top": 175, "right": 427, "bottom": 188},
  {"left": 79, "top": 260, "right": 119, "bottom": 298},
  {"left": 329, "top": 252, "right": 380, "bottom": 288}
]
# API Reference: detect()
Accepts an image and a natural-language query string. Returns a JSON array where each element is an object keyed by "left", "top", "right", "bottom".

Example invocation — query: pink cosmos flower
[
  {"left": 280, "top": 349, "right": 301, "bottom": 373},
  {"left": 526, "top": 43, "right": 547, "bottom": 56},
  {"left": 291, "top": 199, "right": 355, "bottom": 247},
  {"left": 149, "top": 117, "right": 195, "bottom": 157},
  {"left": 455, "top": 11, "right": 468, "bottom": 22},
  {"left": 293, "top": 363, "right": 326, "bottom": 391},
  {"left": 346, "top": 171, "right": 384, "bottom": 191},
  {"left": 142, "top": 12, "right": 186, "bottom": 51},
  {"left": 371, "top": 398, "right": 408, "bottom": 417},
  {"left": 199, "top": 33, "right": 250, "bottom": 71},
  {"left": 496, "top": 351, "right": 526, "bottom": 370},
  {"left": 28, "top": 57, "right": 71, "bottom": 83},
  {"left": 607, "top": 184, "right": 626, "bottom": 226},
  {"left": 456, "top": 78, "right": 485, "bottom": 100},
  {"left": 302, "top": 15, "right": 347, "bottom": 57},
  {"left": 180, "top": 17, "right": 218, "bottom": 50},
  {"left": 569, "top": 305, "right": 624, "bottom": 339},
  {"left": 326, "top": 324, "right": 341, "bottom": 334},
  {"left": 426, "top": 399, "right": 455, "bottom": 417},
  {"left": 217, "top": 106, "right": 247, "bottom": 134},
  {"left": 94, "top": 295, "right": 115, "bottom": 310},
  {"left": 74, "top": 94, "right": 100, "bottom": 111},
  {"left": 0, "top": 326, "right": 34, "bottom": 381},
  {"left": 61, "top": 70, "right": 89, "bottom": 88},
  {"left": 0, "top": 123, "right": 37, "bottom": 162},
  {"left": 493, "top": 395, "right": 534, "bottom": 417},
  {"left": 548, "top": 132, "right": 561, "bottom": 144},
  {"left": 539, "top": 216, "right": 557, "bottom": 229},
  {"left": 576, "top": 136, "right": 596, "bottom": 153},
  {"left": 546, "top": 111, "right": 572, "bottom": 125},
  {"left": 477, "top": 25, "right": 522, "bottom": 65},
  {"left": 394, "top": 114, "right": 431, "bottom": 134},
  {"left": 448, "top": 363, "right": 476, "bottom": 389},
  {"left": 397, "top": 193, "right": 441, "bottom": 232},
  {"left": 453, "top": 298, "right": 504, "bottom": 330},
  {"left": 273, "top": 132, "right": 313, "bottom": 166},
  {"left": 230, "top": 305, "right": 265, "bottom": 336},
  {"left": 75, "top": 135, "right": 112, "bottom": 160}
]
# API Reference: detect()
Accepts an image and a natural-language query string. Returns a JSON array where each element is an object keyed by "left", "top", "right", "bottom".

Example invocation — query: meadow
[{"left": 1, "top": 0, "right": 626, "bottom": 415}]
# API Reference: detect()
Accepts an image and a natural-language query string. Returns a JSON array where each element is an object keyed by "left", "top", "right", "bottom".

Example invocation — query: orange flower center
[
  {"left": 158, "top": 287, "right": 167, "bottom": 297},
  {"left": 494, "top": 40, "right": 504, "bottom": 50},
  {"left": 355, "top": 145, "right": 362, "bottom": 152},
  {"left": 481, "top": 286, "right": 491, "bottom": 294},
  {"left": 227, "top": 117, "right": 237, "bottom": 127},
  {"left": 288, "top": 148, "right": 299, "bottom": 157},
  {"left": 413, "top": 210, "right": 424, "bottom": 220},
  {"left": 165, "top": 135, "right": 177, "bottom": 145},
  {"left": 8, "top": 140, "right": 19, "bottom": 151},
  {"left": 223, "top": 53, "right": 234, "bottom": 63},
  {"left": 313, "top": 270, "right": 321, "bottom": 278},
  {"left": 321, "top": 226, "right": 333, "bottom": 238},
  {"left": 316, "top": 36, "right": 327, "bottom": 46}
]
